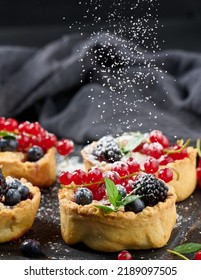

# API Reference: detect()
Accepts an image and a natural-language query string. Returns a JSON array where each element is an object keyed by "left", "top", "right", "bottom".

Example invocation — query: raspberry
[
  {"left": 118, "top": 250, "right": 133, "bottom": 260},
  {"left": 144, "top": 157, "right": 159, "bottom": 174}
]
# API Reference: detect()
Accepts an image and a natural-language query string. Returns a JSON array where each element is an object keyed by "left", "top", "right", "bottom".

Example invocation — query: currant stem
[
  {"left": 167, "top": 249, "right": 189, "bottom": 260},
  {"left": 164, "top": 138, "right": 191, "bottom": 155}
]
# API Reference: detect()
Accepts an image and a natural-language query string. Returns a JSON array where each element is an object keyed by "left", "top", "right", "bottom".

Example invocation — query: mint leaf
[
  {"left": 0, "top": 131, "right": 16, "bottom": 139},
  {"left": 121, "top": 132, "right": 148, "bottom": 154},
  {"left": 104, "top": 178, "right": 119, "bottom": 208},
  {"left": 95, "top": 205, "right": 114, "bottom": 213},
  {"left": 174, "top": 243, "right": 201, "bottom": 254}
]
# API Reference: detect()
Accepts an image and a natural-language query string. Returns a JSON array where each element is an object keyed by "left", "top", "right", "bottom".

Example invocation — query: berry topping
[
  {"left": 103, "top": 171, "right": 121, "bottom": 184},
  {"left": 133, "top": 174, "right": 169, "bottom": 207},
  {"left": 4, "top": 189, "right": 21, "bottom": 206},
  {"left": 158, "top": 154, "right": 174, "bottom": 165},
  {"left": 27, "top": 146, "right": 44, "bottom": 162},
  {"left": 56, "top": 139, "right": 74, "bottom": 156},
  {"left": 126, "top": 158, "right": 140, "bottom": 173},
  {"left": 59, "top": 171, "right": 73, "bottom": 185},
  {"left": 125, "top": 198, "right": 145, "bottom": 213},
  {"left": 0, "top": 137, "right": 18, "bottom": 152},
  {"left": 92, "top": 135, "right": 123, "bottom": 163},
  {"left": 116, "top": 184, "right": 127, "bottom": 198},
  {"left": 74, "top": 188, "right": 93, "bottom": 205},
  {"left": 72, "top": 169, "right": 88, "bottom": 185},
  {"left": 118, "top": 250, "right": 133, "bottom": 260},
  {"left": 88, "top": 183, "right": 106, "bottom": 200},
  {"left": 4, "top": 118, "right": 18, "bottom": 132},
  {"left": 20, "top": 239, "right": 42, "bottom": 258},
  {"left": 194, "top": 250, "right": 201, "bottom": 260},
  {"left": 144, "top": 157, "right": 159, "bottom": 174},
  {"left": 18, "top": 184, "right": 30, "bottom": 200},
  {"left": 88, "top": 168, "right": 103, "bottom": 183},
  {"left": 149, "top": 130, "right": 169, "bottom": 148},
  {"left": 6, "top": 178, "right": 21, "bottom": 189},
  {"left": 158, "top": 168, "right": 173, "bottom": 183}
]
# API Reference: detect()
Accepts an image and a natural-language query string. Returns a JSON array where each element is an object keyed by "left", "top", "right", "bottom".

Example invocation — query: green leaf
[
  {"left": 95, "top": 205, "right": 114, "bottom": 213},
  {"left": 174, "top": 243, "right": 201, "bottom": 254},
  {"left": 121, "top": 195, "right": 140, "bottom": 206},
  {"left": 104, "top": 178, "right": 119, "bottom": 208},
  {"left": 0, "top": 131, "right": 16, "bottom": 139},
  {"left": 121, "top": 132, "right": 148, "bottom": 154}
]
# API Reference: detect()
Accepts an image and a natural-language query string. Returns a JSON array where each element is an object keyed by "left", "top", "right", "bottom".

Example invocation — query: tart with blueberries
[
  {"left": 0, "top": 117, "right": 74, "bottom": 187},
  {"left": 81, "top": 131, "right": 197, "bottom": 202},
  {"left": 0, "top": 171, "right": 41, "bottom": 243},
  {"left": 58, "top": 168, "right": 177, "bottom": 252}
]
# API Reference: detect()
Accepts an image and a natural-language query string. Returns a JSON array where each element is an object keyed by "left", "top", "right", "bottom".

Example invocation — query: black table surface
[{"left": 0, "top": 149, "right": 201, "bottom": 260}]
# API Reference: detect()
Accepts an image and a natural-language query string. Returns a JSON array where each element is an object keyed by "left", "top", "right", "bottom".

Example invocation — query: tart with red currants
[
  {"left": 0, "top": 117, "right": 74, "bottom": 187},
  {"left": 81, "top": 131, "right": 197, "bottom": 202},
  {"left": 58, "top": 168, "right": 176, "bottom": 252},
  {"left": 0, "top": 171, "right": 41, "bottom": 243}
]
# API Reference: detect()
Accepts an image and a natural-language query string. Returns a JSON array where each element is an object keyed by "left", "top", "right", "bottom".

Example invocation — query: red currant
[
  {"left": 4, "top": 118, "right": 18, "bottom": 131},
  {"left": 194, "top": 250, "right": 201, "bottom": 260},
  {"left": 118, "top": 250, "right": 133, "bottom": 260},
  {"left": 59, "top": 171, "right": 73, "bottom": 185},
  {"left": 72, "top": 169, "right": 88, "bottom": 185},
  {"left": 29, "top": 122, "right": 42, "bottom": 136},
  {"left": 88, "top": 184, "right": 106, "bottom": 200},
  {"left": 121, "top": 179, "right": 133, "bottom": 193},
  {"left": 126, "top": 158, "right": 140, "bottom": 174},
  {"left": 158, "top": 154, "right": 174, "bottom": 165},
  {"left": 111, "top": 162, "right": 129, "bottom": 177},
  {"left": 150, "top": 130, "right": 169, "bottom": 148},
  {"left": 56, "top": 139, "right": 74, "bottom": 156},
  {"left": 169, "top": 145, "right": 188, "bottom": 160},
  {"left": 158, "top": 168, "right": 173, "bottom": 183},
  {"left": 17, "top": 134, "right": 30, "bottom": 151},
  {"left": 42, "top": 133, "right": 57, "bottom": 150},
  {"left": 88, "top": 168, "right": 103, "bottom": 183},
  {"left": 30, "top": 135, "right": 43, "bottom": 148},
  {"left": 196, "top": 167, "right": 201, "bottom": 180},
  {"left": 141, "top": 142, "right": 150, "bottom": 155},
  {"left": 103, "top": 171, "right": 121, "bottom": 184},
  {"left": 147, "top": 142, "right": 164, "bottom": 159},
  {"left": 198, "top": 158, "right": 201, "bottom": 168},
  {"left": 18, "top": 121, "right": 31, "bottom": 134},
  {"left": 0, "top": 117, "right": 5, "bottom": 130},
  {"left": 144, "top": 157, "right": 159, "bottom": 174}
]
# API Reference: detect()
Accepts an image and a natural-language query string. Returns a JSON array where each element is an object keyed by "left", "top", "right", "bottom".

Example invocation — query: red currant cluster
[
  {"left": 0, "top": 117, "right": 74, "bottom": 156},
  {"left": 59, "top": 154, "right": 174, "bottom": 201}
]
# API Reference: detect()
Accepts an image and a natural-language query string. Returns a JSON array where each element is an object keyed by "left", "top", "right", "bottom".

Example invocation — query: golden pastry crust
[
  {"left": 0, "top": 147, "right": 56, "bottom": 188},
  {"left": 81, "top": 143, "right": 197, "bottom": 202},
  {"left": 0, "top": 178, "right": 41, "bottom": 243},
  {"left": 58, "top": 187, "right": 176, "bottom": 252}
]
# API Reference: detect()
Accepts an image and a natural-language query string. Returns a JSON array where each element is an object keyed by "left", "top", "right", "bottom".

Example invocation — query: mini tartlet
[
  {"left": 0, "top": 177, "right": 41, "bottom": 243},
  {"left": 81, "top": 131, "right": 197, "bottom": 202},
  {"left": 58, "top": 172, "right": 177, "bottom": 252},
  {"left": 0, "top": 117, "right": 74, "bottom": 188}
]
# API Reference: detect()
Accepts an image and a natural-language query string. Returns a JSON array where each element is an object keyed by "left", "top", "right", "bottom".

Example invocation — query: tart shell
[
  {"left": 58, "top": 187, "right": 176, "bottom": 252},
  {"left": 0, "top": 178, "right": 41, "bottom": 243},
  {"left": 0, "top": 147, "right": 56, "bottom": 188},
  {"left": 81, "top": 143, "right": 197, "bottom": 202}
]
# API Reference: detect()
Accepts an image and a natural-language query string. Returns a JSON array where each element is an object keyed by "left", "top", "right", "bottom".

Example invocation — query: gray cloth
[{"left": 0, "top": 33, "right": 201, "bottom": 144}]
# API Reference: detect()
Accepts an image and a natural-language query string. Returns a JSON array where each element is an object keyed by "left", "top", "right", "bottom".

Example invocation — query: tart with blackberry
[
  {"left": 0, "top": 171, "right": 41, "bottom": 243},
  {"left": 81, "top": 131, "right": 197, "bottom": 202},
  {"left": 0, "top": 117, "right": 74, "bottom": 187},
  {"left": 58, "top": 169, "right": 176, "bottom": 252}
]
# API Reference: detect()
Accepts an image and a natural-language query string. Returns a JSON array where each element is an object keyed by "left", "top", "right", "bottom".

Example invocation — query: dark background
[{"left": 0, "top": 0, "right": 201, "bottom": 52}]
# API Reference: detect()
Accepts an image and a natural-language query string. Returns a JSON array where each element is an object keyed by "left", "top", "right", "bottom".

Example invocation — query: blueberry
[
  {"left": 0, "top": 138, "right": 18, "bottom": 152},
  {"left": 20, "top": 239, "right": 42, "bottom": 258},
  {"left": 125, "top": 198, "right": 145, "bottom": 214},
  {"left": 75, "top": 188, "right": 93, "bottom": 206},
  {"left": 6, "top": 178, "right": 21, "bottom": 189},
  {"left": 18, "top": 184, "right": 30, "bottom": 200},
  {"left": 27, "top": 146, "right": 44, "bottom": 162},
  {"left": 116, "top": 184, "right": 127, "bottom": 198},
  {"left": 4, "top": 189, "right": 21, "bottom": 206}
]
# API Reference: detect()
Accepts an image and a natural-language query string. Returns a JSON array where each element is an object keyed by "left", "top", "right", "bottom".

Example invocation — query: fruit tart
[
  {"left": 0, "top": 117, "right": 74, "bottom": 187},
  {"left": 81, "top": 131, "right": 197, "bottom": 202},
  {"left": 58, "top": 168, "right": 177, "bottom": 252},
  {"left": 0, "top": 171, "right": 40, "bottom": 243}
]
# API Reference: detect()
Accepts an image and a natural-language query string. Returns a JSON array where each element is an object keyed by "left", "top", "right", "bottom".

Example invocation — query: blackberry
[
  {"left": 92, "top": 135, "right": 123, "bottom": 163},
  {"left": 132, "top": 174, "right": 168, "bottom": 207}
]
